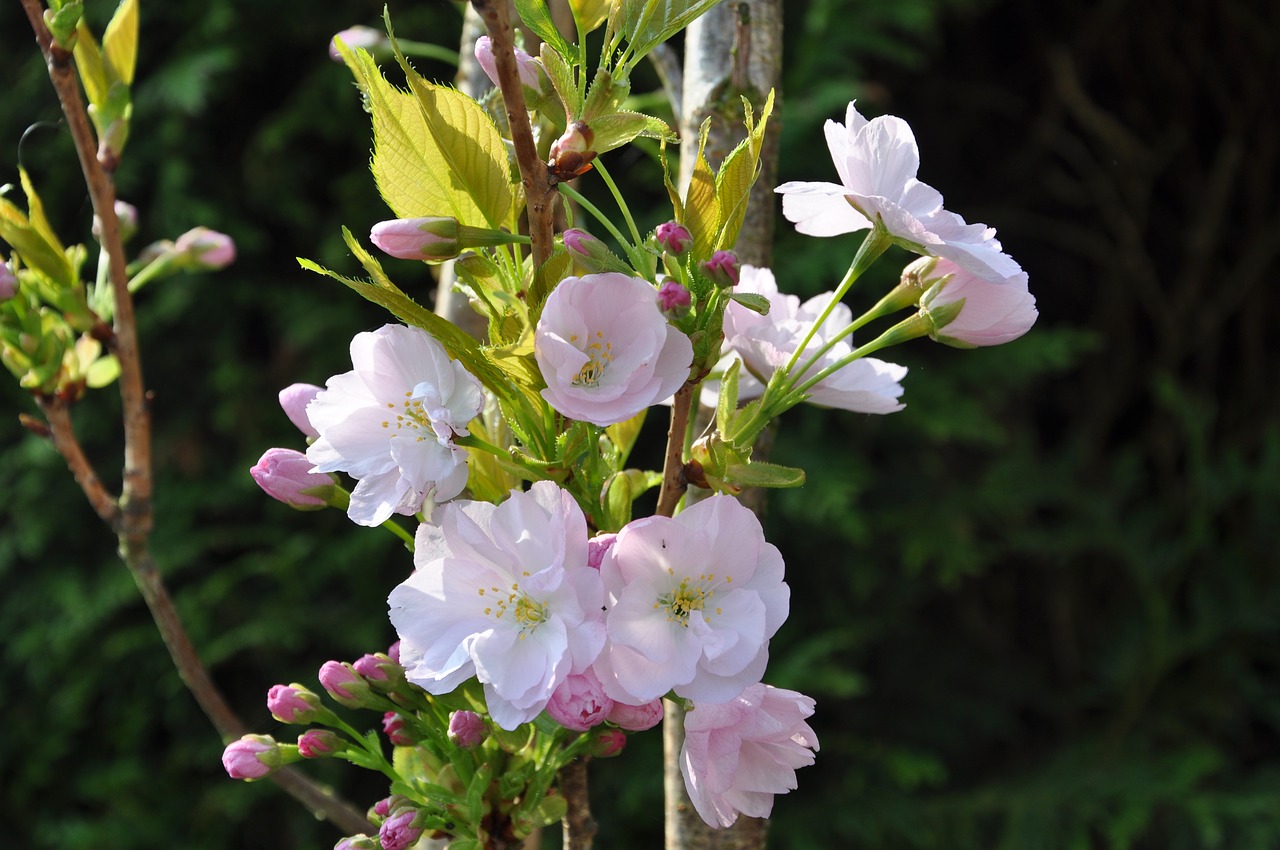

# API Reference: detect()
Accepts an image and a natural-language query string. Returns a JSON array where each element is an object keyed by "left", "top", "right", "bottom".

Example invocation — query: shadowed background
[{"left": 2, "top": 0, "right": 1277, "bottom": 847}]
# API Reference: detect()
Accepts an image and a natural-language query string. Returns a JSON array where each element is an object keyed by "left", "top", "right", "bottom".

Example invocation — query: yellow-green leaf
[
  {"left": 102, "top": 0, "right": 139, "bottom": 85},
  {"left": 338, "top": 43, "right": 504, "bottom": 227},
  {"left": 713, "top": 89, "right": 774, "bottom": 250},
  {"left": 569, "top": 0, "right": 612, "bottom": 33},
  {"left": 72, "top": 23, "right": 108, "bottom": 106},
  {"left": 0, "top": 174, "right": 74, "bottom": 287},
  {"left": 605, "top": 408, "right": 647, "bottom": 466},
  {"left": 682, "top": 118, "right": 719, "bottom": 256}
]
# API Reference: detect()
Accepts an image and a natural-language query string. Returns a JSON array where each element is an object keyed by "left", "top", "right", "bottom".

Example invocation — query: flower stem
[
  {"left": 592, "top": 159, "right": 643, "bottom": 248},
  {"left": 556, "top": 182, "right": 636, "bottom": 261}
]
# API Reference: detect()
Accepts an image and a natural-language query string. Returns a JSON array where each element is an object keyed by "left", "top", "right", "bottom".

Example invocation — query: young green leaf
[
  {"left": 713, "top": 89, "right": 775, "bottom": 250},
  {"left": 682, "top": 118, "right": 719, "bottom": 256},
  {"left": 513, "top": 0, "right": 576, "bottom": 60},
  {"left": 102, "top": 0, "right": 139, "bottom": 86}
]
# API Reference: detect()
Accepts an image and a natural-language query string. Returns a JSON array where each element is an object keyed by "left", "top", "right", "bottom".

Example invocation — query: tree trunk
[{"left": 667, "top": 3, "right": 783, "bottom": 850}]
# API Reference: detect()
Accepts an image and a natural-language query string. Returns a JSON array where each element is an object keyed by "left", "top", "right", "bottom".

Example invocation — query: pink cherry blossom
[
  {"left": 680, "top": 684, "right": 820, "bottom": 828},
  {"left": 266, "top": 683, "right": 319, "bottom": 724},
  {"left": 174, "top": 226, "right": 236, "bottom": 270},
  {"left": 447, "top": 710, "right": 486, "bottom": 748},
  {"left": 914, "top": 257, "right": 1038, "bottom": 347},
  {"left": 388, "top": 482, "right": 606, "bottom": 730},
  {"left": 379, "top": 809, "right": 423, "bottom": 850},
  {"left": 593, "top": 495, "right": 789, "bottom": 705},
  {"left": 221, "top": 735, "right": 279, "bottom": 780},
  {"left": 297, "top": 729, "right": 340, "bottom": 758},
  {"left": 546, "top": 668, "right": 614, "bottom": 731},
  {"left": 306, "top": 324, "right": 484, "bottom": 526},
  {"left": 474, "top": 36, "right": 546, "bottom": 94},
  {"left": 717, "top": 266, "right": 908, "bottom": 414},
  {"left": 776, "top": 101, "right": 1019, "bottom": 281},
  {"left": 535, "top": 274, "right": 693, "bottom": 426},
  {"left": 370, "top": 217, "right": 460, "bottom": 261}
]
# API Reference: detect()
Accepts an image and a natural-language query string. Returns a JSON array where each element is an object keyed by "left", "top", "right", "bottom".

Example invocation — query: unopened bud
[
  {"left": 382, "top": 712, "right": 414, "bottom": 746},
  {"left": 447, "top": 710, "right": 486, "bottom": 749},
  {"left": 250, "top": 448, "right": 338, "bottom": 510},
  {"left": 221, "top": 734, "right": 282, "bottom": 780},
  {"left": 586, "top": 726, "right": 627, "bottom": 758},
  {"left": 379, "top": 809, "right": 424, "bottom": 850},
  {"left": 174, "top": 227, "right": 236, "bottom": 270},
  {"left": 318, "top": 660, "right": 370, "bottom": 709},
  {"left": 474, "top": 36, "right": 548, "bottom": 97},
  {"left": 92, "top": 201, "right": 138, "bottom": 245},
  {"left": 371, "top": 217, "right": 460, "bottom": 261},
  {"left": 586, "top": 533, "right": 616, "bottom": 570},
  {"left": 654, "top": 221, "right": 693, "bottom": 256},
  {"left": 267, "top": 683, "right": 327, "bottom": 724},
  {"left": 278, "top": 383, "right": 322, "bottom": 439},
  {"left": 333, "top": 836, "right": 378, "bottom": 850},
  {"left": 546, "top": 670, "right": 612, "bottom": 732},
  {"left": 549, "top": 121, "right": 597, "bottom": 179},
  {"left": 298, "top": 729, "right": 343, "bottom": 758},
  {"left": 700, "top": 250, "right": 740, "bottom": 288},
  {"left": 0, "top": 263, "right": 16, "bottom": 301},
  {"left": 606, "top": 698, "right": 664, "bottom": 731},
  {"left": 657, "top": 280, "right": 692, "bottom": 318},
  {"left": 562, "top": 229, "right": 631, "bottom": 275}
]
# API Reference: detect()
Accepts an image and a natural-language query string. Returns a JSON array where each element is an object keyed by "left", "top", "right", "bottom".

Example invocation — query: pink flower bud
[
  {"left": 549, "top": 121, "right": 597, "bottom": 179},
  {"left": 654, "top": 222, "right": 693, "bottom": 255},
  {"left": 92, "top": 200, "right": 138, "bottom": 244},
  {"left": 586, "top": 727, "right": 627, "bottom": 758},
  {"left": 387, "top": 641, "right": 401, "bottom": 665},
  {"left": 561, "top": 229, "right": 632, "bottom": 275},
  {"left": 547, "top": 670, "right": 613, "bottom": 731},
  {"left": 0, "top": 263, "right": 16, "bottom": 300},
  {"left": 606, "top": 698, "right": 664, "bottom": 731},
  {"left": 250, "top": 448, "right": 337, "bottom": 510},
  {"left": 333, "top": 836, "right": 377, "bottom": 850},
  {"left": 700, "top": 250, "right": 740, "bottom": 288},
  {"left": 586, "top": 533, "right": 616, "bottom": 570},
  {"left": 474, "top": 35, "right": 546, "bottom": 94},
  {"left": 329, "top": 26, "right": 388, "bottom": 62},
  {"left": 657, "top": 280, "right": 692, "bottom": 318},
  {"left": 298, "top": 729, "right": 342, "bottom": 758},
  {"left": 352, "top": 653, "right": 391, "bottom": 681},
  {"left": 318, "top": 660, "right": 366, "bottom": 707},
  {"left": 370, "top": 217, "right": 460, "bottom": 261},
  {"left": 379, "top": 809, "right": 423, "bottom": 850},
  {"left": 278, "top": 383, "right": 321, "bottom": 439},
  {"left": 221, "top": 734, "right": 279, "bottom": 780},
  {"left": 447, "top": 710, "right": 486, "bottom": 749},
  {"left": 174, "top": 227, "right": 235, "bottom": 270},
  {"left": 382, "top": 712, "right": 413, "bottom": 746},
  {"left": 267, "top": 683, "right": 323, "bottom": 724}
]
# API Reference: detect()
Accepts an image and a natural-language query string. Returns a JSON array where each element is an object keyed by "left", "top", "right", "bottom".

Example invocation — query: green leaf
[
  {"left": 724, "top": 459, "right": 807, "bottom": 489},
  {"left": 582, "top": 68, "right": 629, "bottom": 122},
  {"left": 337, "top": 43, "right": 507, "bottom": 227},
  {"left": 605, "top": 408, "right": 647, "bottom": 466},
  {"left": 0, "top": 174, "right": 74, "bottom": 287},
  {"left": 513, "top": 0, "right": 576, "bottom": 60},
  {"left": 619, "top": 0, "right": 725, "bottom": 69},
  {"left": 682, "top": 118, "right": 719, "bottom": 256},
  {"left": 71, "top": 23, "right": 108, "bottom": 106},
  {"left": 590, "top": 110, "right": 676, "bottom": 155},
  {"left": 297, "top": 228, "right": 510, "bottom": 399},
  {"left": 540, "top": 42, "right": 582, "bottom": 120},
  {"left": 716, "top": 358, "right": 741, "bottom": 434},
  {"left": 727, "top": 291, "right": 770, "bottom": 316},
  {"left": 84, "top": 353, "right": 120, "bottom": 388},
  {"left": 569, "top": 0, "right": 612, "bottom": 33},
  {"left": 387, "top": 33, "right": 513, "bottom": 229},
  {"left": 102, "top": 0, "right": 139, "bottom": 86},
  {"left": 603, "top": 472, "right": 632, "bottom": 531},
  {"left": 713, "top": 89, "right": 775, "bottom": 250}
]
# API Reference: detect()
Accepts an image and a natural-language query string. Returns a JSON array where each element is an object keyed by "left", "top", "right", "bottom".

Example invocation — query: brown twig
[
  {"left": 560, "top": 759, "right": 597, "bottom": 850},
  {"left": 471, "top": 0, "right": 557, "bottom": 271},
  {"left": 655, "top": 382, "right": 695, "bottom": 518},
  {"left": 20, "top": 0, "right": 372, "bottom": 835}
]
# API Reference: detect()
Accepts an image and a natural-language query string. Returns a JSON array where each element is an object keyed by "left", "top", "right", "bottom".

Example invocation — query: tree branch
[
  {"left": 471, "top": 0, "right": 557, "bottom": 271},
  {"left": 656, "top": 382, "right": 695, "bottom": 518},
  {"left": 560, "top": 758, "right": 597, "bottom": 850}
]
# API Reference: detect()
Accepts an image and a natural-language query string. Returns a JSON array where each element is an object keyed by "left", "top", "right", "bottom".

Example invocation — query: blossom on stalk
[
  {"left": 715, "top": 266, "right": 908, "bottom": 414},
  {"left": 680, "top": 684, "right": 820, "bottom": 828},
  {"left": 379, "top": 809, "right": 423, "bottom": 850},
  {"left": 593, "top": 495, "right": 789, "bottom": 704},
  {"left": 221, "top": 734, "right": 281, "bottom": 780},
  {"left": 546, "top": 668, "right": 613, "bottom": 731},
  {"left": 654, "top": 221, "right": 694, "bottom": 255},
  {"left": 388, "top": 482, "right": 606, "bottom": 730},
  {"left": 657, "top": 280, "right": 692, "bottom": 318},
  {"left": 448, "top": 710, "right": 486, "bottom": 749},
  {"left": 329, "top": 26, "right": 388, "bottom": 62},
  {"left": 306, "top": 323, "right": 484, "bottom": 526},
  {"left": 535, "top": 273, "right": 693, "bottom": 426},
  {"left": 250, "top": 448, "right": 338, "bottom": 510},
  {"left": 910, "top": 257, "right": 1038, "bottom": 347},
  {"left": 174, "top": 226, "right": 236, "bottom": 270},
  {"left": 279, "top": 383, "right": 322, "bottom": 438},
  {"left": 700, "top": 250, "right": 740, "bottom": 288},
  {"left": 297, "top": 729, "right": 341, "bottom": 758},
  {"left": 371, "top": 216, "right": 460, "bottom": 261},
  {"left": 776, "top": 101, "right": 1019, "bottom": 281},
  {"left": 267, "top": 683, "right": 323, "bottom": 724}
]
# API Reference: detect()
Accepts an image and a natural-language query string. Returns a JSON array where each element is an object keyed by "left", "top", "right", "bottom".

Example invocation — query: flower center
[
  {"left": 572, "top": 331, "right": 613, "bottom": 388},
  {"left": 381, "top": 388, "right": 444, "bottom": 443},
  {"left": 656, "top": 572, "right": 729, "bottom": 627},
  {"left": 479, "top": 579, "right": 549, "bottom": 638}
]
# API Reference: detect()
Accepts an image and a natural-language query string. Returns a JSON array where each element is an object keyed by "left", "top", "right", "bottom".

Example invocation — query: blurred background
[{"left": 2, "top": 0, "right": 1278, "bottom": 847}]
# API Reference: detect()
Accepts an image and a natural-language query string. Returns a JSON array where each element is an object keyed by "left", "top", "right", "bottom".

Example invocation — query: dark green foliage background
[{"left": 2, "top": 0, "right": 1277, "bottom": 848}]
